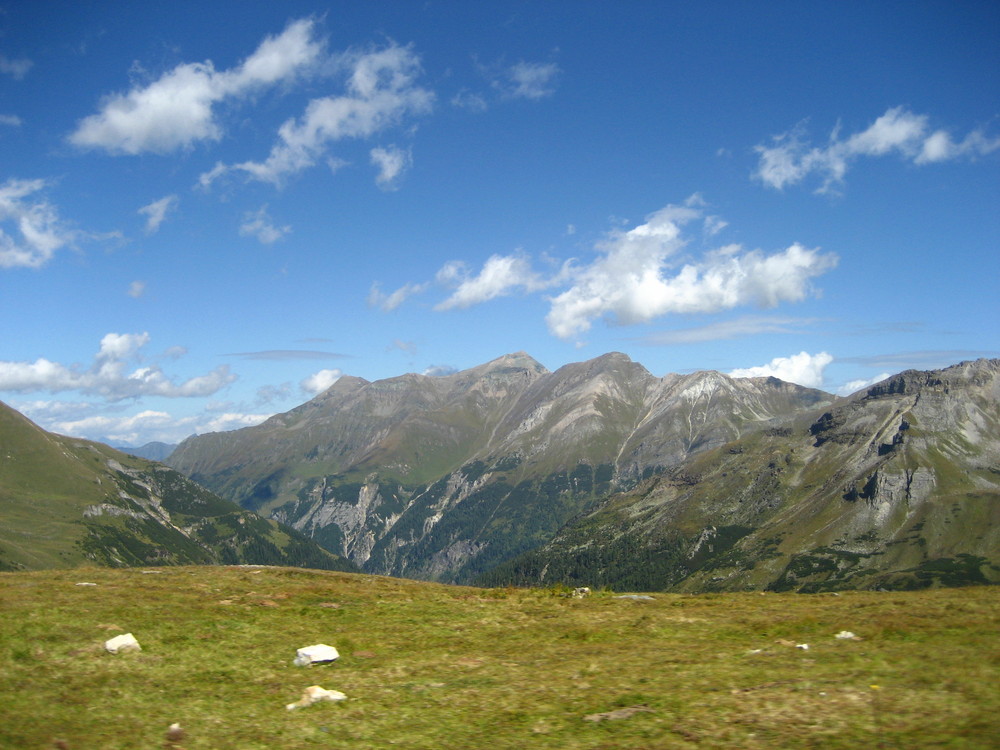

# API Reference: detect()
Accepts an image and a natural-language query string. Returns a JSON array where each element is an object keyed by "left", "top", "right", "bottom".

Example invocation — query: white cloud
[
  {"left": 384, "top": 198, "right": 836, "bottom": 339},
  {"left": 69, "top": 18, "right": 323, "bottom": 155},
  {"left": 239, "top": 205, "right": 290, "bottom": 244},
  {"left": 545, "top": 202, "right": 837, "bottom": 339},
  {"left": 0, "top": 54, "right": 32, "bottom": 80},
  {"left": 201, "top": 42, "right": 433, "bottom": 187},
  {"left": 837, "top": 372, "right": 892, "bottom": 396},
  {"left": 0, "top": 114, "right": 22, "bottom": 127},
  {"left": 755, "top": 107, "right": 1000, "bottom": 191},
  {"left": 301, "top": 368, "right": 342, "bottom": 395},
  {"left": 127, "top": 280, "right": 146, "bottom": 298},
  {"left": 138, "top": 194, "right": 178, "bottom": 234},
  {"left": 502, "top": 61, "right": 560, "bottom": 100},
  {"left": 370, "top": 145, "right": 411, "bottom": 189},
  {"left": 368, "top": 281, "right": 428, "bottom": 312},
  {"left": 0, "top": 332, "right": 236, "bottom": 400},
  {"left": 0, "top": 178, "right": 75, "bottom": 269},
  {"left": 435, "top": 253, "right": 552, "bottom": 311},
  {"left": 729, "top": 351, "right": 833, "bottom": 389}
]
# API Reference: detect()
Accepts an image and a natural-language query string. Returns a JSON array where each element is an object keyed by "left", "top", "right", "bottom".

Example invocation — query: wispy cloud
[
  {"left": 502, "top": 61, "right": 560, "bottom": 100},
  {"left": 640, "top": 315, "right": 823, "bottom": 345},
  {"left": 239, "top": 205, "right": 290, "bottom": 244},
  {"left": 370, "top": 145, "right": 412, "bottom": 190},
  {"left": 127, "top": 280, "right": 146, "bottom": 298},
  {"left": 435, "top": 253, "right": 556, "bottom": 311},
  {"left": 69, "top": 18, "right": 323, "bottom": 155},
  {"left": 729, "top": 351, "right": 833, "bottom": 389},
  {"left": 454, "top": 58, "right": 560, "bottom": 111},
  {"left": 0, "top": 178, "right": 75, "bottom": 269},
  {"left": 227, "top": 349, "right": 347, "bottom": 361},
  {"left": 0, "top": 333, "right": 236, "bottom": 400},
  {"left": 0, "top": 54, "right": 32, "bottom": 80},
  {"left": 368, "top": 281, "right": 428, "bottom": 312},
  {"left": 138, "top": 194, "right": 178, "bottom": 234},
  {"left": 200, "top": 42, "right": 433, "bottom": 188},
  {"left": 0, "top": 114, "right": 22, "bottom": 127},
  {"left": 755, "top": 107, "right": 1000, "bottom": 192}
]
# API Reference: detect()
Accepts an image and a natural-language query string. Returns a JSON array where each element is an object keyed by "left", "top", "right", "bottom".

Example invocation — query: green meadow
[{"left": 1, "top": 566, "right": 996, "bottom": 749}]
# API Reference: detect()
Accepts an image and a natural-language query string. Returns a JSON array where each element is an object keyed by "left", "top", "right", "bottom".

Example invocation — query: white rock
[
  {"left": 105, "top": 633, "right": 141, "bottom": 654},
  {"left": 795, "top": 643, "right": 809, "bottom": 650},
  {"left": 286, "top": 685, "right": 347, "bottom": 710},
  {"left": 293, "top": 644, "right": 340, "bottom": 666},
  {"left": 75, "top": 582, "right": 98, "bottom": 587},
  {"left": 835, "top": 630, "right": 860, "bottom": 640},
  {"left": 572, "top": 587, "right": 591, "bottom": 598}
]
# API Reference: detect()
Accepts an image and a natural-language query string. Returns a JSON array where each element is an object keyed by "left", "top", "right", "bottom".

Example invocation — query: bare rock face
[{"left": 166, "top": 352, "right": 832, "bottom": 583}]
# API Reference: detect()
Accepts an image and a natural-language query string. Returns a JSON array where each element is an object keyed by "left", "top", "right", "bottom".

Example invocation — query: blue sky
[{"left": 1, "top": 1, "right": 998, "bottom": 446}]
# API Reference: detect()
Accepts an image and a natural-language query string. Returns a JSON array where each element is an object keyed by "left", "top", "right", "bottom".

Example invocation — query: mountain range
[
  {"left": 165, "top": 352, "right": 999, "bottom": 591},
  {"left": 0, "top": 400, "right": 356, "bottom": 573}
]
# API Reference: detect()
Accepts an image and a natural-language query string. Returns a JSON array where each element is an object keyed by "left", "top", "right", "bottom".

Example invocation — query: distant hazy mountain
[
  {"left": 115, "top": 441, "right": 177, "bottom": 461},
  {"left": 0, "top": 401, "right": 357, "bottom": 573},
  {"left": 167, "top": 351, "right": 837, "bottom": 584}
]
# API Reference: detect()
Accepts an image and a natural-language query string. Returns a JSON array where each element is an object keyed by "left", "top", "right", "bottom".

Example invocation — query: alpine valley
[{"left": 161, "top": 353, "right": 1000, "bottom": 592}]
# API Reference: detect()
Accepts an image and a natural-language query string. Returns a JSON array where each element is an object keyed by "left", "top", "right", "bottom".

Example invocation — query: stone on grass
[
  {"left": 294, "top": 644, "right": 340, "bottom": 666},
  {"left": 835, "top": 630, "right": 861, "bottom": 640},
  {"left": 572, "top": 587, "right": 591, "bottom": 598},
  {"left": 105, "top": 633, "right": 141, "bottom": 654},
  {"left": 286, "top": 685, "right": 347, "bottom": 710}
]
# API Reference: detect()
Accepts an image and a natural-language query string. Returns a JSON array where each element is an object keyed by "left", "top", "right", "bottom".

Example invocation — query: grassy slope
[{"left": 1, "top": 566, "right": 996, "bottom": 749}]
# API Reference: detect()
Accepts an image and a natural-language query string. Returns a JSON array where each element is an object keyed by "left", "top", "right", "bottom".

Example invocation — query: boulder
[
  {"left": 105, "top": 633, "right": 141, "bottom": 654},
  {"left": 293, "top": 644, "right": 340, "bottom": 666}
]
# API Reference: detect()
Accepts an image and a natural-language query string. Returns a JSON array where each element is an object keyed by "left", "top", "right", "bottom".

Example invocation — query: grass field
[{"left": 1, "top": 566, "right": 996, "bottom": 748}]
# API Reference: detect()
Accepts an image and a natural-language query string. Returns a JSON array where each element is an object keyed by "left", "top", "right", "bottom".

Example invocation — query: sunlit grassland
[{"left": 1, "top": 567, "right": 996, "bottom": 749}]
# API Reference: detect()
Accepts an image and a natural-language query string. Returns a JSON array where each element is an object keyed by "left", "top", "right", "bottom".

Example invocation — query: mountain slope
[
  {"left": 0, "top": 401, "right": 357, "bottom": 573},
  {"left": 482, "top": 359, "right": 1000, "bottom": 592},
  {"left": 167, "top": 352, "right": 830, "bottom": 583}
]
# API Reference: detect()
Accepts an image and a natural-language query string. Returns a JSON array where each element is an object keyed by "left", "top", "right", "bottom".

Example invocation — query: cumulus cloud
[
  {"left": 69, "top": 18, "right": 323, "bottom": 155},
  {"left": 201, "top": 42, "right": 433, "bottom": 187},
  {"left": 0, "top": 332, "right": 236, "bottom": 400},
  {"left": 0, "top": 178, "right": 75, "bottom": 269},
  {"left": 301, "top": 368, "right": 342, "bottom": 395},
  {"left": 755, "top": 107, "right": 1000, "bottom": 191},
  {"left": 0, "top": 54, "right": 32, "bottom": 80},
  {"left": 239, "top": 205, "right": 290, "bottom": 244},
  {"left": 729, "top": 351, "right": 833, "bottom": 389},
  {"left": 368, "top": 280, "right": 428, "bottom": 312},
  {"left": 545, "top": 202, "right": 837, "bottom": 339},
  {"left": 138, "top": 194, "right": 178, "bottom": 234},
  {"left": 370, "top": 144, "right": 411, "bottom": 189},
  {"left": 375, "top": 198, "right": 837, "bottom": 339}
]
